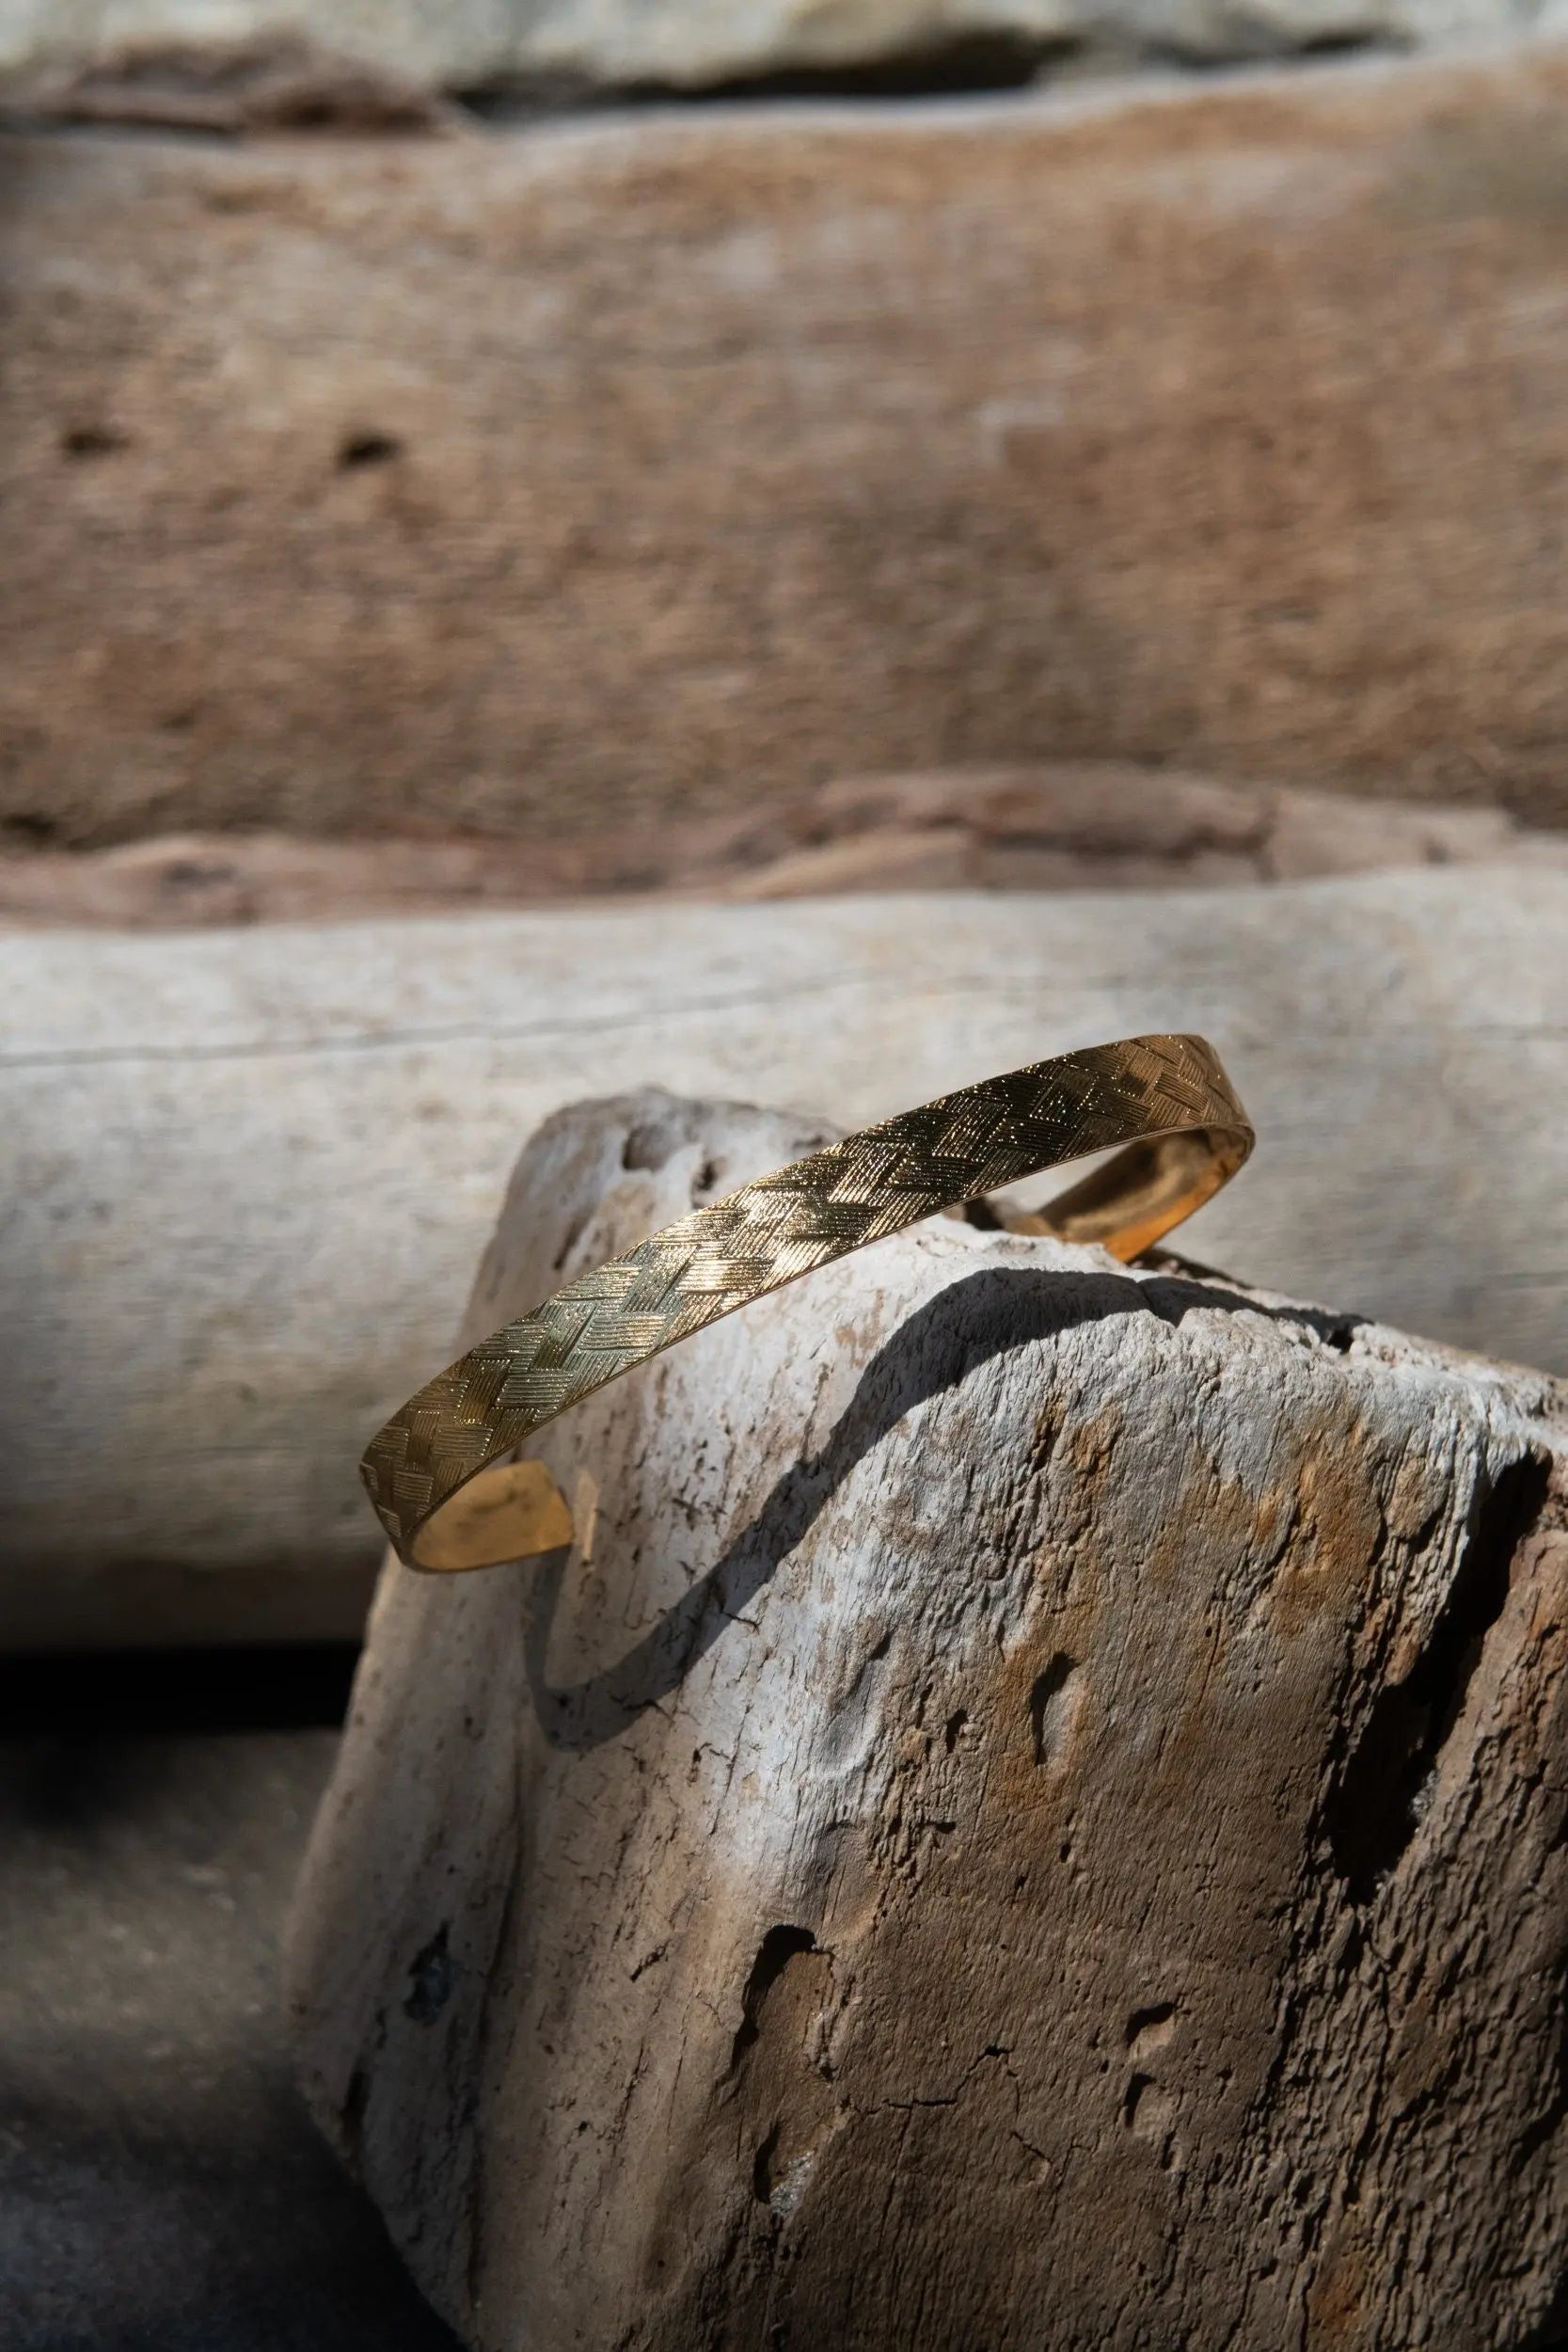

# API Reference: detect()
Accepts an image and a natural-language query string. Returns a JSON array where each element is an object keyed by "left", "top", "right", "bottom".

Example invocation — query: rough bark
[
  {"left": 286, "top": 1089, "right": 1568, "bottom": 2352},
  {"left": 5, "top": 868, "right": 1567, "bottom": 1650},
  {"left": 9, "top": 49, "right": 1568, "bottom": 850}
]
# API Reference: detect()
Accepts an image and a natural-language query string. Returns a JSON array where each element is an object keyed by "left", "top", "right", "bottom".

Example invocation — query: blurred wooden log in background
[
  {"left": 0, "top": 0, "right": 1552, "bottom": 101},
  {"left": 286, "top": 1089, "right": 1568, "bottom": 2352},
  {"left": 6, "top": 45, "right": 1568, "bottom": 856}
]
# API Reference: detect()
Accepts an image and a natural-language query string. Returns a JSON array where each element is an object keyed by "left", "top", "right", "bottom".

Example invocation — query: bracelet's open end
[{"left": 1000, "top": 1123, "right": 1255, "bottom": 1263}]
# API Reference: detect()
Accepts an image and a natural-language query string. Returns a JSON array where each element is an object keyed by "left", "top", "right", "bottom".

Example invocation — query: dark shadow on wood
[{"left": 523, "top": 1263, "right": 1367, "bottom": 1751}]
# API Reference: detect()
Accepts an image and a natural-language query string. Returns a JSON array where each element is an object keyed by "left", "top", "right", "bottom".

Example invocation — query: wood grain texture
[
  {"left": 286, "top": 1089, "right": 1568, "bottom": 2351},
  {"left": 4, "top": 869, "right": 1566, "bottom": 1649},
  {"left": 9, "top": 48, "right": 1568, "bottom": 849}
]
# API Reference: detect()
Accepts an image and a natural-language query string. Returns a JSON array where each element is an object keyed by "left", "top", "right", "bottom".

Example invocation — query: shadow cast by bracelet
[{"left": 522, "top": 1263, "right": 1363, "bottom": 1754}]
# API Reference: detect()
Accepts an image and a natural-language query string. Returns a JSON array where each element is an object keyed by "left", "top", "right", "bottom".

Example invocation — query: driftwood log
[
  {"left": 287, "top": 1091, "right": 1568, "bottom": 2352},
  {"left": 4, "top": 868, "right": 1567, "bottom": 1649}
]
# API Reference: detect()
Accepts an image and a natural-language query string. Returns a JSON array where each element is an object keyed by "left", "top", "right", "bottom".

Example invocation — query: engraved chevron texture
[{"left": 363, "top": 1034, "right": 1251, "bottom": 1568}]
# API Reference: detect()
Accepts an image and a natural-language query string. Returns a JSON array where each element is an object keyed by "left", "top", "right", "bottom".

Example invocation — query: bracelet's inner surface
[
  {"left": 993, "top": 1124, "right": 1253, "bottom": 1262},
  {"left": 404, "top": 1116, "right": 1251, "bottom": 1574},
  {"left": 412, "top": 1458, "right": 575, "bottom": 1572}
]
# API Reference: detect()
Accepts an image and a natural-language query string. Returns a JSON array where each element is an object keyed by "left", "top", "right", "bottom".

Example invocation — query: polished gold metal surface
[{"left": 363, "top": 1034, "right": 1253, "bottom": 1572}]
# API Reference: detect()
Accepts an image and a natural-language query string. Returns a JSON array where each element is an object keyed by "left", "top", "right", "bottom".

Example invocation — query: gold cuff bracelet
[{"left": 362, "top": 1033, "right": 1253, "bottom": 1574}]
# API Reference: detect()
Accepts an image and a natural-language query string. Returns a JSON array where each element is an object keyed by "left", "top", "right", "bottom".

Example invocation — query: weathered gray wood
[
  {"left": 286, "top": 1089, "right": 1568, "bottom": 2351},
  {"left": 4, "top": 870, "right": 1566, "bottom": 1649}
]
